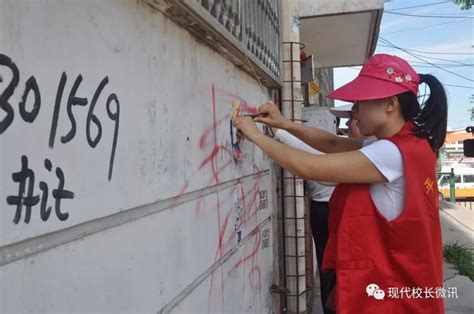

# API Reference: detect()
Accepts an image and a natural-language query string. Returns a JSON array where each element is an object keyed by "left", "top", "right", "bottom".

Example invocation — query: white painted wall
[{"left": 0, "top": 0, "right": 278, "bottom": 312}]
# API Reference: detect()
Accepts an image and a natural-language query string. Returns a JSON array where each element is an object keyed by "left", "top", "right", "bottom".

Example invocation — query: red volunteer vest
[{"left": 323, "top": 122, "right": 444, "bottom": 314}]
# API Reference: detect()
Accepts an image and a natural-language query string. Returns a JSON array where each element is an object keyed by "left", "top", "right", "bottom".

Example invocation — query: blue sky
[{"left": 334, "top": 0, "right": 473, "bottom": 130}]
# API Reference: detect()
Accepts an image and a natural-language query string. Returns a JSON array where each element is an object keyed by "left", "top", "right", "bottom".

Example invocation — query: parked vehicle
[{"left": 437, "top": 167, "right": 474, "bottom": 199}]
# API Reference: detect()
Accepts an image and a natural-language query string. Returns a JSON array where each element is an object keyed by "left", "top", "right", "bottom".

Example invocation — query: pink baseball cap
[{"left": 327, "top": 54, "right": 420, "bottom": 102}]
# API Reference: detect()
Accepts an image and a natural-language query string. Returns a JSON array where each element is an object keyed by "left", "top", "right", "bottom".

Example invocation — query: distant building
[{"left": 442, "top": 129, "right": 474, "bottom": 167}]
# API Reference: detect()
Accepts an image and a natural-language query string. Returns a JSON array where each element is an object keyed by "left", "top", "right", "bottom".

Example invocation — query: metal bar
[
  {"left": 284, "top": 275, "right": 307, "bottom": 279},
  {"left": 282, "top": 41, "right": 305, "bottom": 47},
  {"left": 290, "top": 41, "right": 300, "bottom": 313},
  {"left": 282, "top": 60, "right": 304, "bottom": 63},
  {"left": 276, "top": 87, "right": 288, "bottom": 313},
  {"left": 277, "top": 218, "right": 306, "bottom": 222},
  {"left": 280, "top": 162, "right": 288, "bottom": 311},
  {"left": 279, "top": 235, "right": 307, "bottom": 239},
  {"left": 278, "top": 195, "right": 306, "bottom": 199},
  {"left": 280, "top": 40, "right": 308, "bottom": 312},
  {"left": 286, "top": 290, "right": 308, "bottom": 297}
]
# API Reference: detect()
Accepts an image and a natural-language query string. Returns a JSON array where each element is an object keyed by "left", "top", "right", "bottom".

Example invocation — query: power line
[
  {"left": 443, "top": 83, "right": 474, "bottom": 89},
  {"left": 384, "top": 11, "right": 474, "bottom": 18},
  {"left": 382, "top": 18, "right": 472, "bottom": 35},
  {"left": 386, "top": 1, "right": 451, "bottom": 12},
  {"left": 375, "top": 58, "right": 474, "bottom": 67},
  {"left": 379, "top": 37, "right": 474, "bottom": 82},
  {"left": 379, "top": 49, "right": 474, "bottom": 67},
  {"left": 379, "top": 37, "right": 472, "bottom": 69},
  {"left": 409, "top": 54, "right": 474, "bottom": 67},
  {"left": 408, "top": 61, "right": 474, "bottom": 66},
  {"left": 377, "top": 40, "right": 474, "bottom": 67},
  {"left": 378, "top": 44, "right": 472, "bottom": 55},
  {"left": 410, "top": 64, "right": 474, "bottom": 69}
]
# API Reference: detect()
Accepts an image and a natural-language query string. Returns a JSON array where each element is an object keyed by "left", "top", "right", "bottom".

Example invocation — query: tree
[{"left": 454, "top": 0, "right": 473, "bottom": 10}]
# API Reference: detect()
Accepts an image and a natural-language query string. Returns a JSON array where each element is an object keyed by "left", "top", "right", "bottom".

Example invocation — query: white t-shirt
[
  {"left": 360, "top": 139, "right": 405, "bottom": 221},
  {"left": 273, "top": 130, "right": 405, "bottom": 220},
  {"left": 274, "top": 130, "right": 334, "bottom": 202}
]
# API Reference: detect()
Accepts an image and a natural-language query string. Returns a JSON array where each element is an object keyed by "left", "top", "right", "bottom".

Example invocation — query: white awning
[{"left": 299, "top": 0, "right": 384, "bottom": 68}]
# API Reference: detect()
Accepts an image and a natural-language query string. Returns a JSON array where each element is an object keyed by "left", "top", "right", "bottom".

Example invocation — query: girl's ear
[{"left": 386, "top": 96, "right": 399, "bottom": 112}]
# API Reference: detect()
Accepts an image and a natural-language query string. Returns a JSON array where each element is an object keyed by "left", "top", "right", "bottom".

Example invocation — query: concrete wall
[
  {"left": 0, "top": 1, "right": 279, "bottom": 312},
  {"left": 306, "top": 67, "right": 334, "bottom": 108},
  {"left": 302, "top": 107, "right": 337, "bottom": 134},
  {"left": 314, "top": 68, "right": 334, "bottom": 107}
]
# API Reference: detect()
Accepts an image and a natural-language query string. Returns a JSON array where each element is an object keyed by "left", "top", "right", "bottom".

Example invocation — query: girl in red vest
[{"left": 234, "top": 54, "right": 447, "bottom": 313}]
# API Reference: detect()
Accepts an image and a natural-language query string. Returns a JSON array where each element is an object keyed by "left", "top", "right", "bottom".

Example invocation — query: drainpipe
[{"left": 279, "top": 0, "right": 306, "bottom": 312}]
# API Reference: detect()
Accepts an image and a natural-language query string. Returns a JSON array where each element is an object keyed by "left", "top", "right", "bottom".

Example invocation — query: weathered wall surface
[
  {"left": 302, "top": 107, "right": 337, "bottom": 134},
  {"left": 0, "top": 1, "right": 278, "bottom": 312},
  {"left": 313, "top": 68, "right": 334, "bottom": 108}
]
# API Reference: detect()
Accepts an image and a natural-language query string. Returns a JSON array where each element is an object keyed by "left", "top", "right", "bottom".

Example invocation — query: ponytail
[{"left": 398, "top": 74, "right": 448, "bottom": 154}]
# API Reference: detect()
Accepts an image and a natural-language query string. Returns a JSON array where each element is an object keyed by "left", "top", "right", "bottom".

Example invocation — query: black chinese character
[{"left": 6, "top": 155, "right": 40, "bottom": 224}]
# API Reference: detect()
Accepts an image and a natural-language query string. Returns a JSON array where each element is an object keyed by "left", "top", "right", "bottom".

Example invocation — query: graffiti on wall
[
  {"left": 0, "top": 53, "right": 120, "bottom": 180},
  {"left": 1, "top": 49, "right": 270, "bottom": 305},
  {"left": 1, "top": 53, "right": 120, "bottom": 224},
  {"left": 6, "top": 156, "right": 74, "bottom": 224},
  {"left": 172, "top": 84, "right": 270, "bottom": 310}
]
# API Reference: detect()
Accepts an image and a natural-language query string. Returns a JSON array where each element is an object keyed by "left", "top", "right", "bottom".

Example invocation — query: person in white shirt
[
  {"left": 273, "top": 104, "right": 368, "bottom": 314},
  {"left": 233, "top": 54, "right": 448, "bottom": 313}
]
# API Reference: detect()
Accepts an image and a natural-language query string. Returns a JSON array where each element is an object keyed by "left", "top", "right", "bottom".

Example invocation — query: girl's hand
[
  {"left": 254, "top": 101, "right": 290, "bottom": 129},
  {"left": 233, "top": 116, "right": 262, "bottom": 143}
]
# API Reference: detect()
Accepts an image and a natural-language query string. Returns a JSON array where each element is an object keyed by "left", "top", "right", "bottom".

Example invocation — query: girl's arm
[
  {"left": 284, "top": 121, "right": 363, "bottom": 153},
  {"left": 235, "top": 116, "right": 387, "bottom": 184},
  {"left": 254, "top": 101, "right": 363, "bottom": 153}
]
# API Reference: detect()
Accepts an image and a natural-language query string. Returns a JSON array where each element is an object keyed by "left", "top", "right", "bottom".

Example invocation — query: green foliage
[
  {"left": 443, "top": 242, "right": 474, "bottom": 280},
  {"left": 454, "top": 0, "right": 473, "bottom": 10}
]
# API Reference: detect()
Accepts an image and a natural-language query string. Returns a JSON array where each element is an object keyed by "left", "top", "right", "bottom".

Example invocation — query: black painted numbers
[
  {"left": 19, "top": 76, "right": 41, "bottom": 123},
  {"left": 0, "top": 54, "right": 41, "bottom": 132},
  {"left": 47, "top": 72, "right": 120, "bottom": 180},
  {"left": 0, "top": 53, "right": 120, "bottom": 180},
  {"left": 1, "top": 53, "right": 122, "bottom": 225},
  {"left": 0, "top": 54, "right": 20, "bottom": 133}
]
